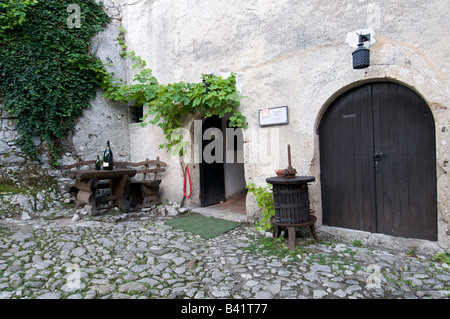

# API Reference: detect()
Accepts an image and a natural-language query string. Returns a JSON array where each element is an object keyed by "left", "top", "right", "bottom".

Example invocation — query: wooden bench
[
  {"left": 117, "top": 158, "right": 167, "bottom": 207},
  {"left": 63, "top": 157, "right": 167, "bottom": 212}
]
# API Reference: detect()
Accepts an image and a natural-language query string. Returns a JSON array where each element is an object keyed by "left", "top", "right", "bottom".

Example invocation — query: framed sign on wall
[{"left": 258, "top": 106, "right": 289, "bottom": 127}]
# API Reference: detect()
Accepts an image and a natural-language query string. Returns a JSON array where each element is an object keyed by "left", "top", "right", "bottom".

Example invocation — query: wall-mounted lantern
[{"left": 352, "top": 33, "right": 371, "bottom": 69}]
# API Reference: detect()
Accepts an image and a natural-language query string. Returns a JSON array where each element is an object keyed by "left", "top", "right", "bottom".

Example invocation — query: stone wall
[
  {"left": 0, "top": 110, "right": 69, "bottom": 219},
  {"left": 69, "top": 0, "right": 131, "bottom": 167},
  {"left": 119, "top": 0, "right": 449, "bottom": 247},
  {"left": 0, "top": 112, "right": 26, "bottom": 167}
]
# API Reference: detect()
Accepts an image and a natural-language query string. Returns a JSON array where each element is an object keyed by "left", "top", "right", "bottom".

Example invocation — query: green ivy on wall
[
  {"left": 0, "top": 0, "right": 37, "bottom": 35},
  {"left": 0, "top": 0, "right": 110, "bottom": 162}
]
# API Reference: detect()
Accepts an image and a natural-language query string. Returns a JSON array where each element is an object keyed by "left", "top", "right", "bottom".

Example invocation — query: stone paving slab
[{"left": 0, "top": 212, "right": 449, "bottom": 300}]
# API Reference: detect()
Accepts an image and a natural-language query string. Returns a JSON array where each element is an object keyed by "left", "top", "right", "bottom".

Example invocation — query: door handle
[
  {"left": 374, "top": 152, "right": 384, "bottom": 169},
  {"left": 374, "top": 152, "right": 384, "bottom": 160}
]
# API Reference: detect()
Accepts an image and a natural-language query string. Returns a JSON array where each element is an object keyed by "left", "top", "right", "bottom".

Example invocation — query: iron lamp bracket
[{"left": 357, "top": 33, "right": 371, "bottom": 44}]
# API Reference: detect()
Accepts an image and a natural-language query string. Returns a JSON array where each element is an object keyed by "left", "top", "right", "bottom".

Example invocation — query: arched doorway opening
[{"left": 318, "top": 81, "right": 437, "bottom": 241}]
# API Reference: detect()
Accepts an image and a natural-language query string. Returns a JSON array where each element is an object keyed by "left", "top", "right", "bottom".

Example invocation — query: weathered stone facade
[
  {"left": 118, "top": 0, "right": 449, "bottom": 248},
  {"left": 1, "top": 0, "right": 448, "bottom": 249}
]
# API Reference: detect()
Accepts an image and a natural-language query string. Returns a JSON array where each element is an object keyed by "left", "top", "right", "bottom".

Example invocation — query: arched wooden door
[{"left": 319, "top": 82, "right": 437, "bottom": 241}]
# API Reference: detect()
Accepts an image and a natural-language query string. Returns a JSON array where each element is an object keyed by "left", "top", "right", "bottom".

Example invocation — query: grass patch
[
  {"left": 247, "top": 236, "right": 306, "bottom": 261},
  {"left": 0, "top": 183, "right": 28, "bottom": 195},
  {"left": 432, "top": 252, "right": 450, "bottom": 264}
]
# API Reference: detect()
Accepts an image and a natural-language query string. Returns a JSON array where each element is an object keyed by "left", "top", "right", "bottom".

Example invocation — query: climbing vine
[
  {"left": 246, "top": 183, "right": 275, "bottom": 231},
  {"left": 102, "top": 27, "right": 247, "bottom": 155},
  {"left": 0, "top": 0, "right": 110, "bottom": 162}
]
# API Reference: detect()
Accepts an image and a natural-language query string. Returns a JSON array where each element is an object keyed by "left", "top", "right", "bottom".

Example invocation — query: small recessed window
[{"left": 131, "top": 106, "right": 143, "bottom": 123}]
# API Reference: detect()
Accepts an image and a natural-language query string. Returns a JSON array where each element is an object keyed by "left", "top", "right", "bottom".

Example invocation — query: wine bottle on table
[
  {"left": 103, "top": 141, "right": 113, "bottom": 170},
  {"left": 95, "top": 155, "right": 101, "bottom": 170}
]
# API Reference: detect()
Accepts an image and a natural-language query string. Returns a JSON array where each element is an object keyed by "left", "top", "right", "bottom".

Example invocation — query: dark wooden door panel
[
  {"left": 372, "top": 83, "right": 437, "bottom": 240},
  {"left": 320, "top": 84, "right": 376, "bottom": 232}
]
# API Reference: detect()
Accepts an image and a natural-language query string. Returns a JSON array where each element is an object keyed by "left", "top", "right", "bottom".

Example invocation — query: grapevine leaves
[{"left": 103, "top": 36, "right": 247, "bottom": 155}]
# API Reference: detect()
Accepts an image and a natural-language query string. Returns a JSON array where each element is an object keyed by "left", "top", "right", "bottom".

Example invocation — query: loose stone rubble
[{"left": 0, "top": 205, "right": 449, "bottom": 300}]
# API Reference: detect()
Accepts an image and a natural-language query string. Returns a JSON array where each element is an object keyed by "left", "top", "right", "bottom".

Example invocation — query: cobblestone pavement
[{"left": 0, "top": 211, "right": 449, "bottom": 300}]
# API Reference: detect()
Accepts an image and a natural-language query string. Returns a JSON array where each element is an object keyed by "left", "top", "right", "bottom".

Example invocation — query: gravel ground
[{"left": 0, "top": 208, "right": 449, "bottom": 301}]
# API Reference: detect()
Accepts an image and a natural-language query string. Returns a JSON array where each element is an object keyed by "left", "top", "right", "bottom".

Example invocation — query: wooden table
[{"left": 74, "top": 169, "right": 137, "bottom": 215}]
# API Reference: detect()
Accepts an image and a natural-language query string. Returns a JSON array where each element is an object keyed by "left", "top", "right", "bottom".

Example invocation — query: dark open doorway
[
  {"left": 199, "top": 115, "right": 246, "bottom": 213},
  {"left": 200, "top": 115, "right": 225, "bottom": 206}
]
